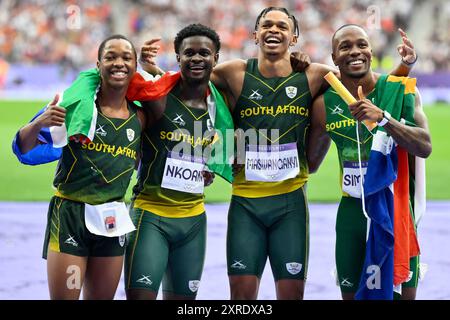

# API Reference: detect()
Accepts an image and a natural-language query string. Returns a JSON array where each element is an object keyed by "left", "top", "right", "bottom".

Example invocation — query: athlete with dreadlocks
[{"left": 140, "top": 7, "right": 417, "bottom": 300}]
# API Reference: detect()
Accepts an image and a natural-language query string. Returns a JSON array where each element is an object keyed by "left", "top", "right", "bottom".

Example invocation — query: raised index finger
[
  {"left": 143, "top": 38, "right": 162, "bottom": 46},
  {"left": 398, "top": 29, "right": 414, "bottom": 48}
]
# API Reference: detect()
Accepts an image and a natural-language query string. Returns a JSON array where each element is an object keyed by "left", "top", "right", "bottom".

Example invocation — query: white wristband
[{"left": 377, "top": 111, "right": 391, "bottom": 127}]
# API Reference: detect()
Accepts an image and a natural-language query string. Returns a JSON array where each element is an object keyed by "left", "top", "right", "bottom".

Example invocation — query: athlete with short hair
[
  {"left": 16, "top": 34, "right": 145, "bottom": 299},
  {"left": 124, "top": 23, "right": 219, "bottom": 300},
  {"left": 307, "top": 24, "right": 431, "bottom": 300}
]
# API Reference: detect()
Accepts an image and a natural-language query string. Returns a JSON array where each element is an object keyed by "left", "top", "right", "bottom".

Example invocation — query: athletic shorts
[
  {"left": 125, "top": 207, "right": 207, "bottom": 297},
  {"left": 227, "top": 186, "right": 309, "bottom": 281},
  {"left": 42, "top": 196, "right": 126, "bottom": 259},
  {"left": 335, "top": 196, "right": 419, "bottom": 293}
]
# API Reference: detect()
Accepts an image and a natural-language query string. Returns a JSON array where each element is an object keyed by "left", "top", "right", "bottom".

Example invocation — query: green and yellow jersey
[
  {"left": 54, "top": 102, "right": 141, "bottom": 204},
  {"left": 324, "top": 75, "right": 386, "bottom": 197},
  {"left": 133, "top": 83, "right": 214, "bottom": 218},
  {"left": 232, "top": 58, "right": 312, "bottom": 198}
]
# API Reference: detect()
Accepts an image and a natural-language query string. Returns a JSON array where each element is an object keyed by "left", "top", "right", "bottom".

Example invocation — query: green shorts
[
  {"left": 124, "top": 207, "right": 207, "bottom": 297},
  {"left": 227, "top": 186, "right": 309, "bottom": 281},
  {"left": 335, "top": 196, "right": 419, "bottom": 293},
  {"left": 42, "top": 196, "right": 126, "bottom": 259}
]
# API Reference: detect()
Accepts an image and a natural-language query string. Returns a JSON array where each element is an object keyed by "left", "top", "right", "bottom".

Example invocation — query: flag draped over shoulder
[
  {"left": 51, "top": 68, "right": 101, "bottom": 147},
  {"left": 12, "top": 69, "right": 102, "bottom": 164},
  {"left": 50, "top": 69, "right": 181, "bottom": 147},
  {"left": 355, "top": 75, "right": 420, "bottom": 300}
]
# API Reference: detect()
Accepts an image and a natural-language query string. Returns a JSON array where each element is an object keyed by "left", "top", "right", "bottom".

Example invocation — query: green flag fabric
[
  {"left": 51, "top": 68, "right": 100, "bottom": 147},
  {"left": 206, "top": 82, "right": 235, "bottom": 183}
]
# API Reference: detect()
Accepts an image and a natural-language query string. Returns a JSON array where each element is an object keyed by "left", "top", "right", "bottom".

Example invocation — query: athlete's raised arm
[{"left": 18, "top": 94, "right": 65, "bottom": 154}]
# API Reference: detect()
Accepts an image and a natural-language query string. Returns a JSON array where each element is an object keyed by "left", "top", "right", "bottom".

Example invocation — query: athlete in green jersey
[
  {"left": 307, "top": 25, "right": 432, "bottom": 300},
  {"left": 16, "top": 35, "right": 145, "bottom": 300},
  {"left": 124, "top": 24, "right": 218, "bottom": 300}
]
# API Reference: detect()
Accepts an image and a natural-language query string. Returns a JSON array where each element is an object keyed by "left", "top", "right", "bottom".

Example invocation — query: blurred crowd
[{"left": 0, "top": 0, "right": 448, "bottom": 74}]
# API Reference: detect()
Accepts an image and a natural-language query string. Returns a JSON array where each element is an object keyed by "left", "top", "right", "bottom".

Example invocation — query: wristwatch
[{"left": 377, "top": 111, "right": 391, "bottom": 127}]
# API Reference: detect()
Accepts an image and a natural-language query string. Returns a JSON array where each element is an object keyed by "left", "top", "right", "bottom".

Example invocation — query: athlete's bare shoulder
[
  {"left": 211, "top": 59, "right": 247, "bottom": 110},
  {"left": 306, "top": 63, "right": 337, "bottom": 78},
  {"left": 305, "top": 63, "right": 339, "bottom": 99},
  {"left": 212, "top": 59, "right": 247, "bottom": 88}
]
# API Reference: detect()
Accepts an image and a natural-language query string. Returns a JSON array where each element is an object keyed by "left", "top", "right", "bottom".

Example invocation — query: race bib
[
  {"left": 84, "top": 201, "right": 136, "bottom": 237},
  {"left": 245, "top": 143, "right": 300, "bottom": 182},
  {"left": 342, "top": 161, "right": 368, "bottom": 198},
  {"left": 161, "top": 151, "right": 205, "bottom": 194}
]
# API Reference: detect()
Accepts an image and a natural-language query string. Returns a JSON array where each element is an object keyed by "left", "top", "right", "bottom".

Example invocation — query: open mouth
[
  {"left": 264, "top": 36, "right": 282, "bottom": 47},
  {"left": 110, "top": 70, "right": 128, "bottom": 80}
]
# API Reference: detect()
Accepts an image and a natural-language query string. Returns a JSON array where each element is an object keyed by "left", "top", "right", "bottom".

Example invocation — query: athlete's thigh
[
  {"left": 335, "top": 197, "right": 367, "bottom": 294},
  {"left": 162, "top": 213, "right": 207, "bottom": 298},
  {"left": 83, "top": 255, "right": 124, "bottom": 300},
  {"left": 227, "top": 196, "right": 267, "bottom": 278},
  {"left": 268, "top": 189, "right": 309, "bottom": 281},
  {"left": 125, "top": 208, "right": 169, "bottom": 294},
  {"left": 47, "top": 250, "right": 87, "bottom": 300}
]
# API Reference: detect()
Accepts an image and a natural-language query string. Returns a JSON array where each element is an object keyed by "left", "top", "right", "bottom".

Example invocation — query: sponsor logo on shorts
[
  {"left": 118, "top": 235, "right": 126, "bottom": 247},
  {"left": 64, "top": 235, "right": 78, "bottom": 247},
  {"left": 230, "top": 260, "right": 246, "bottom": 270},
  {"left": 188, "top": 280, "right": 200, "bottom": 293},
  {"left": 286, "top": 262, "right": 302, "bottom": 275},
  {"left": 340, "top": 278, "right": 354, "bottom": 287},
  {"left": 136, "top": 275, "right": 153, "bottom": 286}
]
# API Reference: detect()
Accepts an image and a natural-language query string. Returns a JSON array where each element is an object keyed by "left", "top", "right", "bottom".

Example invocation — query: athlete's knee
[
  {"left": 275, "top": 279, "right": 304, "bottom": 300},
  {"left": 126, "top": 288, "right": 158, "bottom": 300},
  {"left": 83, "top": 288, "right": 115, "bottom": 300},
  {"left": 229, "top": 275, "right": 259, "bottom": 300},
  {"left": 341, "top": 292, "right": 355, "bottom": 300},
  {"left": 230, "top": 288, "right": 258, "bottom": 300},
  {"left": 163, "top": 291, "right": 196, "bottom": 300}
]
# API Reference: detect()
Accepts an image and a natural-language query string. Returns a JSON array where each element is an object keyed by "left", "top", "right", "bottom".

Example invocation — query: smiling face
[
  {"left": 254, "top": 9, "right": 297, "bottom": 56},
  {"left": 332, "top": 26, "right": 372, "bottom": 79},
  {"left": 176, "top": 35, "right": 218, "bottom": 84},
  {"left": 97, "top": 38, "right": 137, "bottom": 90}
]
